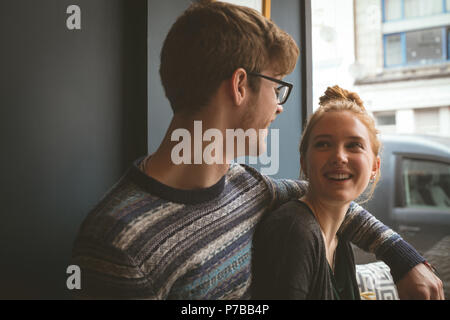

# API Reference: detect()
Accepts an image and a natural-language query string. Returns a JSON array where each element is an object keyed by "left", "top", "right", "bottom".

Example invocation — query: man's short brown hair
[{"left": 159, "top": 0, "right": 299, "bottom": 115}]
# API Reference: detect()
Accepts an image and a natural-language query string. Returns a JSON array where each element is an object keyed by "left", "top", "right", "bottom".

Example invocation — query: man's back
[{"left": 71, "top": 158, "right": 301, "bottom": 299}]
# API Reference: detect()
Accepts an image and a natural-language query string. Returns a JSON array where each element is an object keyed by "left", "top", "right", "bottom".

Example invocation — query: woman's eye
[
  {"left": 348, "top": 142, "right": 363, "bottom": 149},
  {"left": 314, "top": 141, "right": 330, "bottom": 148}
]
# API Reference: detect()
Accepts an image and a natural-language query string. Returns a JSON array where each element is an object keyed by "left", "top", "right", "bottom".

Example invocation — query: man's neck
[{"left": 144, "top": 116, "right": 231, "bottom": 190}]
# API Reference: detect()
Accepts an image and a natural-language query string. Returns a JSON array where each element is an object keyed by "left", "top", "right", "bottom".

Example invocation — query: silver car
[{"left": 353, "top": 134, "right": 450, "bottom": 297}]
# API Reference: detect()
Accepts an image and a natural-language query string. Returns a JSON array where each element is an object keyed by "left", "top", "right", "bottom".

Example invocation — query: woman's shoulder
[
  {"left": 266, "top": 199, "right": 317, "bottom": 223},
  {"left": 258, "top": 200, "right": 321, "bottom": 239}
]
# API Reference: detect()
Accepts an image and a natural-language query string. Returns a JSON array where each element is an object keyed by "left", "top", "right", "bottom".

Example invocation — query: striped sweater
[{"left": 71, "top": 157, "right": 424, "bottom": 299}]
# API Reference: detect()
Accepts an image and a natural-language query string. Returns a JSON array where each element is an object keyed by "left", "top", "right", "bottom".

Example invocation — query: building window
[
  {"left": 384, "top": 0, "right": 402, "bottom": 21},
  {"left": 404, "top": 0, "right": 442, "bottom": 19},
  {"left": 384, "top": 27, "right": 448, "bottom": 67},
  {"left": 406, "top": 28, "right": 443, "bottom": 64},
  {"left": 383, "top": 0, "right": 446, "bottom": 21},
  {"left": 374, "top": 112, "right": 397, "bottom": 134},
  {"left": 375, "top": 112, "right": 396, "bottom": 125},
  {"left": 448, "top": 27, "right": 450, "bottom": 59},
  {"left": 385, "top": 33, "right": 404, "bottom": 66}
]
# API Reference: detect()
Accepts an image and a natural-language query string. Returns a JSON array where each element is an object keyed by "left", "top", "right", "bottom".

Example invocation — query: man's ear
[{"left": 230, "top": 68, "right": 248, "bottom": 106}]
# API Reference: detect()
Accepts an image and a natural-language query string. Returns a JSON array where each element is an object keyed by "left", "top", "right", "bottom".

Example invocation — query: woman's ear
[
  {"left": 372, "top": 156, "right": 381, "bottom": 179},
  {"left": 230, "top": 68, "right": 247, "bottom": 106}
]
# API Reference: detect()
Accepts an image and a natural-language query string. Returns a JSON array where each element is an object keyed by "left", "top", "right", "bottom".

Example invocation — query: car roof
[{"left": 380, "top": 134, "right": 450, "bottom": 159}]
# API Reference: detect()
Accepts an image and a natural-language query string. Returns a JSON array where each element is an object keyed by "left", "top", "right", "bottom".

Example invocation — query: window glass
[
  {"left": 404, "top": 0, "right": 442, "bottom": 18},
  {"left": 447, "top": 0, "right": 450, "bottom": 12},
  {"left": 385, "top": 0, "right": 402, "bottom": 21},
  {"left": 406, "top": 28, "right": 443, "bottom": 64},
  {"left": 385, "top": 34, "right": 403, "bottom": 66},
  {"left": 375, "top": 112, "right": 396, "bottom": 125},
  {"left": 448, "top": 27, "right": 450, "bottom": 59},
  {"left": 403, "top": 158, "right": 450, "bottom": 209}
]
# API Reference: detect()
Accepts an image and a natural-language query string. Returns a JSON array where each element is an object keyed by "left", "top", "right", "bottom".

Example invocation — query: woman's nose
[{"left": 331, "top": 147, "right": 348, "bottom": 165}]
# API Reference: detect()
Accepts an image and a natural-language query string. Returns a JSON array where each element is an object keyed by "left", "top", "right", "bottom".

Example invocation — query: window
[
  {"left": 385, "top": 34, "right": 403, "bottom": 66},
  {"left": 374, "top": 112, "right": 396, "bottom": 134},
  {"left": 403, "top": 158, "right": 450, "bottom": 209},
  {"left": 384, "top": 0, "right": 402, "bottom": 21},
  {"left": 383, "top": 0, "right": 446, "bottom": 21},
  {"left": 404, "top": 0, "right": 442, "bottom": 19},
  {"left": 382, "top": 0, "right": 450, "bottom": 67},
  {"left": 384, "top": 27, "right": 448, "bottom": 67},
  {"left": 375, "top": 112, "right": 396, "bottom": 125},
  {"left": 406, "top": 28, "right": 443, "bottom": 64},
  {"left": 448, "top": 27, "right": 450, "bottom": 59}
]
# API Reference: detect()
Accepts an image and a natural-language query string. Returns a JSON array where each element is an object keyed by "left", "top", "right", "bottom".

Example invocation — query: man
[{"left": 71, "top": 0, "right": 443, "bottom": 299}]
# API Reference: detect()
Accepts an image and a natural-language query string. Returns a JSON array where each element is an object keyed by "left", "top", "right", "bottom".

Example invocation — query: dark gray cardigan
[{"left": 251, "top": 200, "right": 360, "bottom": 300}]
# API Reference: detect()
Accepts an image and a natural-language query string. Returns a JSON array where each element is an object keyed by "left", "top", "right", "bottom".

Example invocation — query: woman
[{"left": 252, "top": 85, "right": 381, "bottom": 300}]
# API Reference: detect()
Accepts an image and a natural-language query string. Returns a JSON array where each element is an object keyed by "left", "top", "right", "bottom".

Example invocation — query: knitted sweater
[{"left": 71, "top": 157, "right": 424, "bottom": 299}]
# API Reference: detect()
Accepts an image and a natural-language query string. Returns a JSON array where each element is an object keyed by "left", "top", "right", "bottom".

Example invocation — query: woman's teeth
[{"left": 326, "top": 173, "right": 351, "bottom": 181}]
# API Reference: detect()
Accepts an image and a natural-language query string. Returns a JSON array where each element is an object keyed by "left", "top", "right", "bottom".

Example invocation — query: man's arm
[
  {"left": 71, "top": 239, "right": 157, "bottom": 299},
  {"left": 264, "top": 178, "right": 444, "bottom": 299},
  {"left": 340, "top": 202, "right": 444, "bottom": 299},
  {"left": 339, "top": 202, "right": 423, "bottom": 282},
  {"left": 265, "top": 176, "right": 420, "bottom": 277}
]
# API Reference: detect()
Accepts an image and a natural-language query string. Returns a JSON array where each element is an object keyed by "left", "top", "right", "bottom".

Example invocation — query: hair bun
[{"left": 319, "top": 85, "right": 365, "bottom": 111}]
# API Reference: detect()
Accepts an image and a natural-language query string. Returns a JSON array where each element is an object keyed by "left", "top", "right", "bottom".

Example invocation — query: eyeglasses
[{"left": 247, "top": 71, "right": 293, "bottom": 105}]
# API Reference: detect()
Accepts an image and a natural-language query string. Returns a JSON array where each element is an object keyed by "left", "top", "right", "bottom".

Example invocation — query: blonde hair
[{"left": 299, "top": 85, "right": 381, "bottom": 203}]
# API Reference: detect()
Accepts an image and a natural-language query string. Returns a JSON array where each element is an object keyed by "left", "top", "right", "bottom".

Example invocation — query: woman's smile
[{"left": 303, "top": 111, "right": 379, "bottom": 203}]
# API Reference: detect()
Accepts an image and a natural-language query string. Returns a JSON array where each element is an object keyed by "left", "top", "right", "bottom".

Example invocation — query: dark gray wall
[
  {"left": 270, "top": 0, "right": 303, "bottom": 179},
  {"left": 0, "top": 0, "right": 147, "bottom": 299},
  {"left": 147, "top": 0, "right": 306, "bottom": 180},
  {"left": 148, "top": 0, "right": 187, "bottom": 154}
]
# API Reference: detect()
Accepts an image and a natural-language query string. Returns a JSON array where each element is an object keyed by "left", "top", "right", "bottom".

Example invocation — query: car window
[{"left": 403, "top": 158, "right": 450, "bottom": 209}]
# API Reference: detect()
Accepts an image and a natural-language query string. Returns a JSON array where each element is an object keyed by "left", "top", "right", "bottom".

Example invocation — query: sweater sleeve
[
  {"left": 339, "top": 202, "right": 425, "bottom": 282},
  {"left": 71, "top": 238, "right": 157, "bottom": 299},
  {"left": 262, "top": 177, "right": 308, "bottom": 210},
  {"left": 263, "top": 177, "right": 425, "bottom": 283}
]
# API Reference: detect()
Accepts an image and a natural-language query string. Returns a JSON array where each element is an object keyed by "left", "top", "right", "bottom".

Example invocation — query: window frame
[
  {"left": 382, "top": 0, "right": 448, "bottom": 22},
  {"left": 374, "top": 111, "right": 397, "bottom": 126},
  {"left": 383, "top": 26, "right": 450, "bottom": 67},
  {"left": 383, "top": 32, "right": 406, "bottom": 67},
  {"left": 447, "top": 26, "right": 450, "bottom": 59}
]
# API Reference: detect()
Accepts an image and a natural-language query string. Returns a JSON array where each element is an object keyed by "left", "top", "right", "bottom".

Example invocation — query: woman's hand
[{"left": 396, "top": 263, "right": 444, "bottom": 300}]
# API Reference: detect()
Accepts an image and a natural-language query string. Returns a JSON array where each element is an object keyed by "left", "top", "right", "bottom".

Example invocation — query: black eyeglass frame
[{"left": 246, "top": 71, "right": 293, "bottom": 105}]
